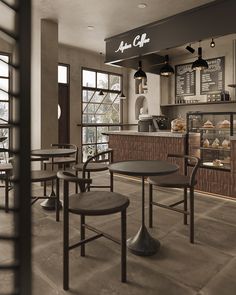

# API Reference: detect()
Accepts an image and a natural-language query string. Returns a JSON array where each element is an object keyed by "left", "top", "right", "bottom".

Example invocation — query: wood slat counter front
[{"left": 104, "top": 130, "right": 236, "bottom": 198}]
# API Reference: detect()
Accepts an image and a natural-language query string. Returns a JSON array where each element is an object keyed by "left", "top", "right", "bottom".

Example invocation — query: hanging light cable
[
  {"left": 98, "top": 52, "right": 104, "bottom": 96},
  {"left": 192, "top": 42, "right": 208, "bottom": 70}
]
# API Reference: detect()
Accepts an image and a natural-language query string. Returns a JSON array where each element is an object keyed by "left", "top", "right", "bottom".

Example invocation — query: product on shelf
[
  {"left": 171, "top": 117, "right": 186, "bottom": 133},
  {"left": 221, "top": 157, "right": 231, "bottom": 164},
  {"left": 212, "top": 138, "right": 220, "bottom": 148},
  {"left": 219, "top": 119, "right": 230, "bottom": 128},
  {"left": 203, "top": 138, "right": 210, "bottom": 147},
  {"left": 213, "top": 159, "right": 222, "bottom": 166},
  {"left": 203, "top": 120, "right": 214, "bottom": 128},
  {"left": 222, "top": 139, "right": 230, "bottom": 149}
]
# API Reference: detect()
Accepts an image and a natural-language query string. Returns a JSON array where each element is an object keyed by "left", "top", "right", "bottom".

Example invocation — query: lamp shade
[
  {"left": 160, "top": 55, "right": 174, "bottom": 76},
  {"left": 119, "top": 91, "right": 126, "bottom": 99},
  {"left": 98, "top": 89, "right": 104, "bottom": 96},
  {"left": 134, "top": 60, "right": 147, "bottom": 79},
  {"left": 192, "top": 47, "right": 208, "bottom": 70}
]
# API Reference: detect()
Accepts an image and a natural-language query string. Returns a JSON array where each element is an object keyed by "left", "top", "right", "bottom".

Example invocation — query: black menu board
[
  {"left": 175, "top": 63, "right": 196, "bottom": 96},
  {"left": 200, "top": 56, "right": 225, "bottom": 94}
]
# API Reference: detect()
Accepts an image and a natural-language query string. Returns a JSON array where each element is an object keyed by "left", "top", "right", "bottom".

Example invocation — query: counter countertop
[{"left": 103, "top": 130, "right": 186, "bottom": 138}]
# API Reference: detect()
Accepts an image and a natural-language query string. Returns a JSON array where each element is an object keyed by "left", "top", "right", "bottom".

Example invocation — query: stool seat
[
  {"left": 44, "top": 157, "right": 76, "bottom": 165},
  {"left": 69, "top": 191, "right": 129, "bottom": 216},
  {"left": 73, "top": 162, "right": 108, "bottom": 172},
  {"left": 31, "top": 170, "right": 57, "bottom": 182},
  {"left": 148, "top": 174, "right": 196, "bottom": 188}
]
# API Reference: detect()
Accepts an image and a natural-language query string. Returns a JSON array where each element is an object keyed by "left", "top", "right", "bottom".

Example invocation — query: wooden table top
[
  {"left": 31, "top": 148, "right": 76, "bottom": 157},
  {"left": 109, "top": 160, "right": 179, "bottom": 177}
]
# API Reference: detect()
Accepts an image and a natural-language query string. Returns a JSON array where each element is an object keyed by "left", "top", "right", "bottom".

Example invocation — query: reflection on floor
[{"left": 1, "top": 172, "right": 236, "bottom": 295}]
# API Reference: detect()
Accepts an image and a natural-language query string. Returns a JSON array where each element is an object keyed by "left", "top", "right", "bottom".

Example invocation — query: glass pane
[
  {"left": 96, "top": 104, "right": 111, "bottom": 114},
  {"left": 109, "top": 75, "right": 121, "bottom": 91},
  {"left": 97, "top": 127, "right": 108, "bottom": 143},
  {"left": 82, "top": 144, "right": 96, "bottom": 162},
  {"left": 82, "top": 90, "right": 94, "bottom": 102},
  {"left": 0, "top": 128, "right": 9, "bottom": 162},
  {"left": 82, "top": 127, "right": 96, "bottom": 144},
  {"left": 0, "top": 55, "right": 9, "bottom": 77},
  {"left": 104, "top": 92, "right": 118, "bottom": 104},
  {"left": 83, "top": 103, "right": 99, "bottom": 114},
  {"left": 109, "top": 125, "right": 121, "bottom": 131},
  {"left": 58, "top": 65, "right": 68, "bottom": 84},
  {"left": 97, "top": 143, "right": 108, "bottom": 155},
  {"left": 0, "top": 102, "right": 9, "bottom": 122},
  {"left": 83, "top": 70, "right": 96, "bottom": 87},
  {"left": 82, "top": 114, "right": 96, "bottom": 123},
  {"left": 90, "top": 91, "right": 106, "bottom": 103},
  {"left": 0, "top": 78, "right": 9, "bottom": 95},
  {"left": 97, "top": 72, "right": 108, "bottom": 89}
]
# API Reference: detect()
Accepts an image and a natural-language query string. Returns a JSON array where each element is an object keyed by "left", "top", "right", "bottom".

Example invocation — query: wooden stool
[{"left": 57, "top": 171, "right": 129, "bottom": 290}]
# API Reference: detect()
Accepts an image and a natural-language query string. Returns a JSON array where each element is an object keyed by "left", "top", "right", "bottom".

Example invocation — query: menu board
[
  {"left": 200, "top": 57, "right": 225, "bottom": 94},
  {"left": 175, "top": 63, "right": 196, "bottom": 96}
]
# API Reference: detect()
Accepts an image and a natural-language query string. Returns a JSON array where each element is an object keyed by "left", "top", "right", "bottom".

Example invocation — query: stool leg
[
  {"left": 43, "top": 163, "right": 47, "bottom": 196},
  {"left": 87, "top": 172, "right": 90, "bottom": 192},
  {"left": 121, "top": 209, "right": 127, "bottom": 283},
  {"left": 184, "top": 188, "right": 188, "bottom": 225},
  {"left": 5, "top": 174, "right": 9, "bottom": 213},
  {"left": 56, "top": 178, "right": 59, "bottom": 222},
  {"left": 190, "top": 187, "right": 194, "bottom": 243},
  {"left": 110, "top": 171, "right": 113, "bottom": 192},
  {"left": 80, "top": 215, "right": 85, "bottom": 257},
  {"left": 75, "top": 170, "right": 78, "bottom": 193},
  {"left": 63, "top": 182, "right": 69, "bottom": 290},
  {"left": 149, "top": 184, "right": 153, "bottom": 228}
]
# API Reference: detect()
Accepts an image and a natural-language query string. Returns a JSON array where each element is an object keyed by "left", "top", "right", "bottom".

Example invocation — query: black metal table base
[
  {"left": 40, "top": 191, "right": 62, "bottom": 210},
  {"left": 127, "top": 225, "right": 160, "bottom": 256}
]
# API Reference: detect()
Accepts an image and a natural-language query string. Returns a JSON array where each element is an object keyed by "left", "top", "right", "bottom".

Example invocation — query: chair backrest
[
  {"left": 83, "top": 149, "right": 113, "bottom": 169},
  {"left": 167, "top": 154, "right": 200, "bottom": 187},
  {"left": 57, "top": 171, "right": 92, "bottom": 193},
  {"left": 51, "top": 143, "right": 78, "bottom": 163}
]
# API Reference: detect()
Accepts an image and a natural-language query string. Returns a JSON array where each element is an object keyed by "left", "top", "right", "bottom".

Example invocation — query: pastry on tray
[
  {"left": 203, "top": 138, "right": 210, "bottom": 147},
  {"left": 203, "top": 120, "right": 214, "bottom": 128},
  {"left": 212, "top": 138, "right": 220, "bottom": 148},
  {"left": 222, "top": 139, "right": 230, "bottom": 149},
  {"left": 219, "top": 119, "right": 230, "bottom": 128},
  {"left": 213, "top": 159, "right": 222, "bottom": 167}
]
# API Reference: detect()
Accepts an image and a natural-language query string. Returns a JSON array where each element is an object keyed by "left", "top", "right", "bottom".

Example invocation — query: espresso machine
[{"left": 138, "top": 115, "right": 169, "bottom": 132}]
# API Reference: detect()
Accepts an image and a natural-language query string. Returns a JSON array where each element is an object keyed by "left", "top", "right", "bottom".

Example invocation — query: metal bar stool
[
  {"left": 0, "top": 163, "right": 13, "bottom": 212},
  {"left": 57, "top": 171, "right": 129, "bottom": 290},
  {"left": 148, "top": 154, "right": 200, "bottom": 243}
]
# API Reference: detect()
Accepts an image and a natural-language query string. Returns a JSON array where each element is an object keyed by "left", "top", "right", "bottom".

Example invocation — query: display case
[{"left": 187, "top": 111, "right": 236, "bottom": 171}]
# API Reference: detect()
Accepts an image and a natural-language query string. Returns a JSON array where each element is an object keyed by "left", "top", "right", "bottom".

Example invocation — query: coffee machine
[{"left": 138, "top": 115, "right": 169, "bottom": 132}]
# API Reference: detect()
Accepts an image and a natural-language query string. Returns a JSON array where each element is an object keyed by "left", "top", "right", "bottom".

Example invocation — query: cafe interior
[{"left": 1, "top": 0, "right": 236, "bottom": 294}]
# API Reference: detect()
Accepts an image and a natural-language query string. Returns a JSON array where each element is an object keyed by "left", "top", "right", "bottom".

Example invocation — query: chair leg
[
  {"left": 87, "top": 172, "right": 91, "bottom": 192},
  {"left": 5, "top": 175, "right": 9, "bottom": 213},
  {"left": 121, "top": 209, "right": 127, "bottom": 283},
  {"left": 149, "top": 184, "right": 153, "bottom": 228},
  {"left": 75, "top": 170, "right": 78, "bottom": 193},
  {"left": 110, "top": 171, "right": 113, "bottom": 192},
  {"left": 184, "top": 188, "right": 188, "bottom": 225},
  {"left": 80, "top": 215, "right": 85, "bottom": 257},
  {"left": 56, "top": 178, "right": 60, "bottom": 222},
  {"left": 43, "top": 163, "right": 47, "bottom": 196},
  {"left": 189, "top": 187, "right": 194, "bottom": 244},
  {"left": 63, "top": 183, "right": 69, "bottom": 290}
]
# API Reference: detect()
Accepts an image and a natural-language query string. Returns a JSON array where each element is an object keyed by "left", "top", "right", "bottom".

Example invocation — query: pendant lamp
[
  {"left": 119, "top": 91, "right": 126, "bottom": 99},
  {"left": 134, "top": 60, "right": 147, "bottom": 80},
  {"left": 192, "top": 47, "right": 208, "bottom": 70},
  {"left": 98, "top": 52, "right": 104, "bottom": 96},
  {"left": 160, "top": 55, "right": 174, "bottom": 76}
]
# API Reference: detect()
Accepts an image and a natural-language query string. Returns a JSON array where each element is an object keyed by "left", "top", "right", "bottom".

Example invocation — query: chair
[
  {"left": 31, "top": 156, "right": 60, "bottom": 221},
  {"left": 0, "top": 163, "right": 13, "bottom": 212},
  {"left": 43, "top": 143, "right": 78, "bottom": 170},
  {"left": 57, "top": 171, "right": 129, "bottom": 290},
  {"left": 147, "top": 154, "right": 200, "bottom": 243},
  {"left": 73, "top": 149, "right": 113, "bottom": 192}
]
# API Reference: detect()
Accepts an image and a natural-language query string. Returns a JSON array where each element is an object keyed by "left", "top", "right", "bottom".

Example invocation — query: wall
[
  {"left": 128, "top": 69, "right": 160, "bottom": 125},
  {"left": 58, "top": 45, "right": 129, "bottom": 154}
]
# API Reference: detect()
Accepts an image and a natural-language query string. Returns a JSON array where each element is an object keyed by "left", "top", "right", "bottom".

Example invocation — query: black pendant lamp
[
  {"left": 98, "top": 52, "right": 104, "bottom": 96},
  {"left": 134, "top": 60, "right": 147, "bottom": 80},
  {"left": 192, "top": 47, "right": 208, "bottom": 70},
  {"left": 119, "top": 91, "right": 126, "bottom": 99},
  {"left": 98, "top": 89, "right": 104, "bottom": 96},
  {"left": 160, "top": 55, "right": 174, "bottom": 77}
]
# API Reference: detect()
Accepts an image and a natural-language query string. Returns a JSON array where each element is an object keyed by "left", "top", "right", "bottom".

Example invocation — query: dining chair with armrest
[
  {"left": 148, "top": 154, "right": 200, "bottom": 243},
  {"left": 57, "top": 171, "right": 129, "bottom": 290}
]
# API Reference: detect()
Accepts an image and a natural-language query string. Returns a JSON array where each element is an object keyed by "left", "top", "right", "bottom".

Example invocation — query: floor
[{"left": 1, "top": 172, "right": 236, "bottom": 294}]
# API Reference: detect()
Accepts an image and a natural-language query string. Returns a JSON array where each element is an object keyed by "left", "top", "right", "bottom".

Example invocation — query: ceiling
[{"left": 33, "top": 0, "right": 215, "bottom": 53}]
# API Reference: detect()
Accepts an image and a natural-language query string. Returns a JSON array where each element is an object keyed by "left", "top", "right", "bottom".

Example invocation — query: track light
[
  {"left": 210, "top": 38, "right": 215, "bottom": 48},
  {"left": 186, "top": 44, "right": 195, "bottom": 54},
  {"left": 192, "top": 47, "right": 208, "bottom": 70},
  {"left": 134, "top": 60, "right": 147, "bottom": 80},
  {"left": 160, "top": 55, "right": 174, "bottom": 77}
]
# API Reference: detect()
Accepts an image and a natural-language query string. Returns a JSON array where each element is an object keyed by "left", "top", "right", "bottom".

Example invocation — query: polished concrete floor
[{"left": 1, "top": 172, "right": 236, "bottom": 294}]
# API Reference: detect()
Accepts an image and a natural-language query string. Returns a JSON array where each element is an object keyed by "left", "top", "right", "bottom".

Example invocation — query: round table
[
  {"left": 109, "top": 160, "right": 179, "bottom": 256},
  {"left": 31, "top": 148, "right": 77, "bottom": 209}
]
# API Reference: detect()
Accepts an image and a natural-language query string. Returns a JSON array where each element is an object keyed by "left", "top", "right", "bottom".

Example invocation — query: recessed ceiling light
[
  {"left": 138, "top": 3, "right": 147, "bottom": 9},
  {"left": 87, "top": 26, "right": 94, "bottom": 30}
]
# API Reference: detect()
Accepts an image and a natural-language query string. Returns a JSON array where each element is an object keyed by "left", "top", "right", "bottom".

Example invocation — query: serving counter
[{"left": 104, "top": 130, "right": 236, "bottom": 198}]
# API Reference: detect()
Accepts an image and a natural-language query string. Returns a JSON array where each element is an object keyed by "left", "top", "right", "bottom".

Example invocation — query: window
[
  {"left": 58, "top": 64, "right": 69, "bottom": 84},
  {"left": 82, "top": 68, "right": 123, "bottom": 161},
  {"left": 0, "top": 53, "right": 10, "bottom": 161}
]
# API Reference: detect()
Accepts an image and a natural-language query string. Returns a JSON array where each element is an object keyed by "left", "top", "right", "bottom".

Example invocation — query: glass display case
[{"left": 187, "top": 111, "right": 236, "bottom": 170}]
